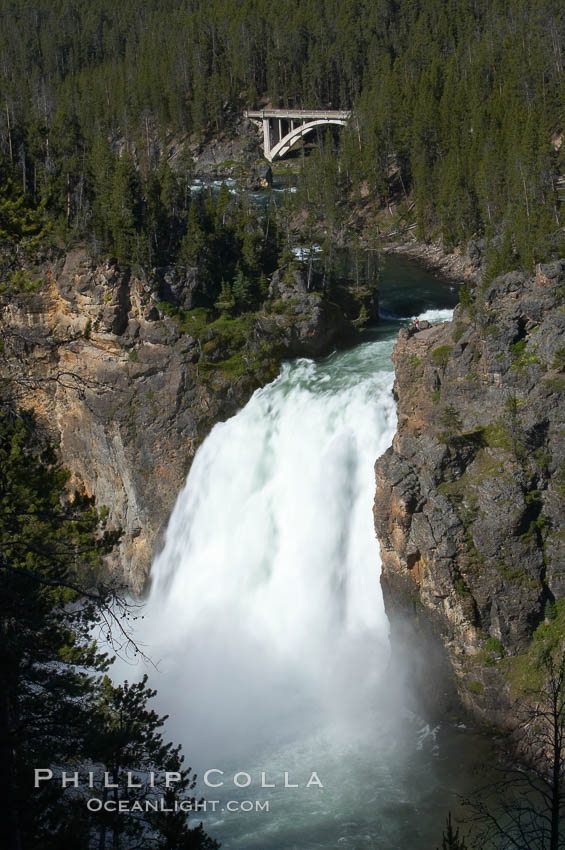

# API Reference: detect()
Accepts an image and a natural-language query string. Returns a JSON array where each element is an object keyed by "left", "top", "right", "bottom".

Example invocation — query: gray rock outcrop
[{"left": 374, "top": 262, "right": 565, "bottom": 724}]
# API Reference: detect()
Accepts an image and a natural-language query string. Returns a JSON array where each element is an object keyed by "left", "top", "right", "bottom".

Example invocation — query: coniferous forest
[{"left": 0, "top": 0, "right": 563, "bottom": 273}]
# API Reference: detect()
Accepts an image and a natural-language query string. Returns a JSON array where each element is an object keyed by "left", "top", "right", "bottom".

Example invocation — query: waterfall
[
  {"left": 136, "top": 309, "right": 452, "bottom": 760},
  {"left": 126, "top": 307, "right": 459, "bottom": 849}
]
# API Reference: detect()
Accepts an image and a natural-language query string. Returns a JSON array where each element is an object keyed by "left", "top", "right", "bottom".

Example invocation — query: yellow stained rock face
[{"left": 1, "top": 248, "right": 256, "bottom": 593}]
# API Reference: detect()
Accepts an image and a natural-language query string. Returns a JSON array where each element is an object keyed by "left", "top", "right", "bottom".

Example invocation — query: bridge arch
[
  {"left": 268, "top": 118, "right": 347, "bottom": 162},
  {"left": 244, "top": 109, "right": 351, "bottom": 162}
]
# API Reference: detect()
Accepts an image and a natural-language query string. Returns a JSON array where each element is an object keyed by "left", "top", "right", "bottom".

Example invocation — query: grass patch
[
  {"left": 158, "top": 303, "right": 211, "bottom": 336},
  {"left": 543, "top": 375, "right": 565, "bottom": 393},
  {"left": 471, "top": 448, "right": 510, "bottom": 482},
  {"left": 502, "top": 600, "right": 565, "bottom": 695},
  {"left": 482, "top": 421, "right": 513, "bottom": 451},
  {"left": 199, "top": 350, "right": 252, "bottom": 379},
  {"left": 553, "top": 347, "right": 565, "bottom": 371}
]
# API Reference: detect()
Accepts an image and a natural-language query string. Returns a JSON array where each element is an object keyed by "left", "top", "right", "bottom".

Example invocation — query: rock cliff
[
  {"left": 2, "top": 248, "right": 373, "bottom": 590},
  {"left": 374, "top": 262, "right": 565, "bottom": 724}
]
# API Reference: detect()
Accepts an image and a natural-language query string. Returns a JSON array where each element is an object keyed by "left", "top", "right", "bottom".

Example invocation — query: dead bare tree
[{"left": 462, "top": 650, "right": 565, "bottom": 850}]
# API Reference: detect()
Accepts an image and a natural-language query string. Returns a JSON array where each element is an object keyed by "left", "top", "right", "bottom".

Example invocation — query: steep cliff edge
[
  {"left": 374, "top": 262, "right": 565, "bottom": 724},
  {"left": 2, "top": 248, "right": 370, "bottom": 590}
]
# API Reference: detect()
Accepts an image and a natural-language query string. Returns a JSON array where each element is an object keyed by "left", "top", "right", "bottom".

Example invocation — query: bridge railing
[{"left": 245, "top": 109, "right": 351, "bottom": 120}]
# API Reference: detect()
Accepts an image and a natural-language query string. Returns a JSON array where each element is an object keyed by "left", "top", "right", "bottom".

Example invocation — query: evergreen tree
[
  {"left": 214, "top": 182, "right": 232, "bottom": 230},
  {"left": 0, "top": 168, "right": 49, "bottom": 278},
  {"left": 179, "top": 201, "right": 208, "bottom": 270},
  {"left": 0, "top": 409, "right": 219, "bottom": 850},
  {"left": 86, "top": 675, "right": 220, "bottom": 850},
  {"left": 109, "top": 154, "right": 142, "bottom": 264},
  {"left": 0, "top": 409, "right": 119, "bottom": 849},
  {"left": 232, "top": 267, "right": 253, "bottom": 310},
  {"left": 215, "top": 279, "right": 235, "bottom": 315},
  {"left": 89, "top": 134, "right": 117, "bottom": 254},
  {"left": 437, "top": 812, "right": 468, "bottom": 850}
]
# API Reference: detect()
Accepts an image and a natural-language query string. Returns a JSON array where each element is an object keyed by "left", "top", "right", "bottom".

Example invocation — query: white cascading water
[{"left": 127, "top": 308, "right": 457, "bottom": 849}]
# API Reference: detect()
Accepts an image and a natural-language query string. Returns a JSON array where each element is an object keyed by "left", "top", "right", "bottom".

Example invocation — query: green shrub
[
  {"left": 553, "top": 347, "right": 565, "bottom": 371},
  {"left": 454, "top": 577, "right": 467, "bottom": 596},
  {"left": 543, "top": 376, "right": 565, "bottom": 393},
  {"left": 485, "top": 637, "right": 505, "bottom": 655},
  {"left": 544, "top": 599, "right": 557, "bottom": 621},
  {"left": 482, "top": 421, "right": 512, "bottom": 450},
  {"left": 510, "top": 339, "right": 526, "bottom": 358},
  {"left": 432, "top": 345, "right": 453, "bottom": 367},
  {"left": 511, "top": 339, "right": 540, "bottom": 370}
]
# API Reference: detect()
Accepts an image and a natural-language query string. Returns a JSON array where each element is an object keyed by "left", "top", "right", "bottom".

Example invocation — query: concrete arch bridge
[{"left": 244, "top": 109, "right": 351, "bottom": 162}]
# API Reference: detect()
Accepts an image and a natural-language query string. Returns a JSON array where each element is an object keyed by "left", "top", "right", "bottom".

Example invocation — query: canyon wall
[
  {"left": 2, "top": 248, "right": 367, "bottom": 590},
  {"left": 374, "top": 262, "right": 565, "bottom": 723}
]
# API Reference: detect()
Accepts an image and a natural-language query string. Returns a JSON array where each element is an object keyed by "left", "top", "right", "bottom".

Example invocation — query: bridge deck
[{"left": 245, "top": 108, "right": 350, "bottom": 120}]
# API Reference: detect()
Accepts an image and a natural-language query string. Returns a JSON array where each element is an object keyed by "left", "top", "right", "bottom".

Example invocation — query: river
[{"left": 120, "top": 256, "right": 489, "bottom": 849}]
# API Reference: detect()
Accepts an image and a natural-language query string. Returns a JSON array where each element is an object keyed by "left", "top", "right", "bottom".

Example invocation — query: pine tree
[
  {"left": 232, "top": 267, "right": 253, "bottom": 310},
  {"left": 86, "top": 675, "right": 220, "bottom": 850},
  {"left": 89, "top": 134, "right": 117, "bottom": 254},
  {"left": 0, "top": 170, "right": 49, "bottom": 279},
  {"left": 0, "top": 409, "right": 219, "bottom": 850},
  {"left": 215, "top": 279, "right": 235, "bottom": 315},
  {"left": 179, "top": 201, "right": 208, "bottom": 270},
  {"left": 109, "top": 154, "right": 142, "bottom": 264},
  {"left": 214, "top": 182, "right": 232, "bottom": 230},
  {"left": 437, "top": 812, "right": 468, "bottom": 849},
  {"left": 0, "top": 409, "right": 119, "bottom": 850}
]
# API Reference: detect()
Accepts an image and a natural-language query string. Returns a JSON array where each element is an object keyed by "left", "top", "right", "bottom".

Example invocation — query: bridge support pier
[{"left": 263, "top": 118, "right": 271, "bottom": 159}]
